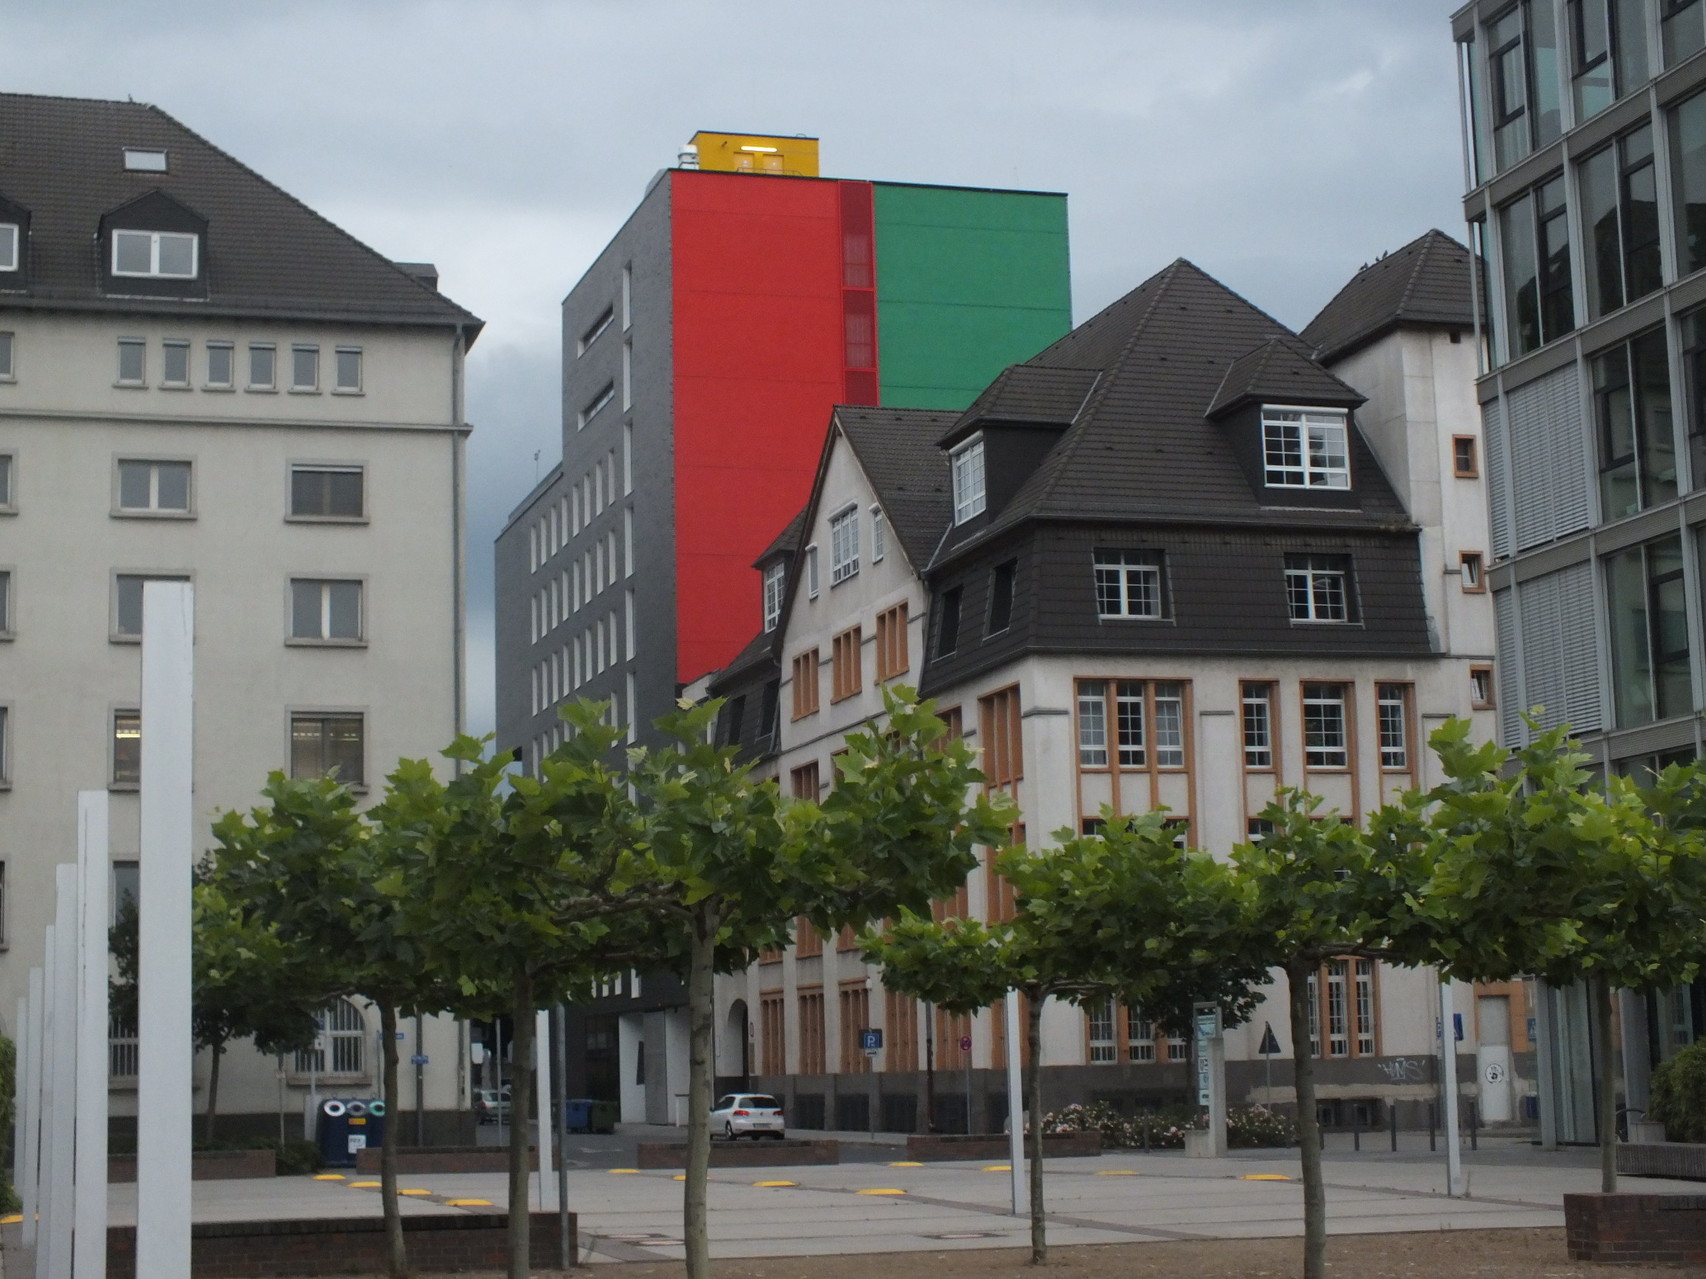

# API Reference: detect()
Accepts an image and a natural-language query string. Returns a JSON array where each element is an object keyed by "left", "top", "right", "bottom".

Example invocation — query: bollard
[
  {"left": 1390, "top": 1104, "right": 1398, "bottom": 1152},
  {"left": 1428, "top": 1102, "right": 1436, "bottom": 1153},
  {"left": 1320, "top": 1122, "right": 1326, "bottom": 1151},
  {"left": 1469, "top": 1100, "right": 1478, "bottom": 1152},
  {"left": 1353, "top": 1109, "right": 1361, "bottom": 1152}
]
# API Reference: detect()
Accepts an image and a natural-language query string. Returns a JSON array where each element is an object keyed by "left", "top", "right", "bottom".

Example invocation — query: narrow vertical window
[
  {"left": 205, "top": 341, "right": 233, "bottom": 389},
  {"left": 1377, "top": 683, "right": 1410, "bottom": 770},
  {"left": 291, "top": 344, "right": 320, "bottom": 391},
  {"left": 117, "top": 338, "right": 145, "bottom": 386},
  {"left": 1302, "top": 683, "right": 1349, "bottom": 768},
  {"left": 950, "top": 435, "right": 986, "bottom": 524},
  {"left": 1077, "top": 680, "right": 1108, "bottom": 767},
  {"left": 1242, "top": 682, "right": 1274, "bottom": 768},
  {"left": 161, "top": 340, "right": 190, "bottom": 387},
  {"left": 334, "top": 347, "right": 363, "bottom": 393}
]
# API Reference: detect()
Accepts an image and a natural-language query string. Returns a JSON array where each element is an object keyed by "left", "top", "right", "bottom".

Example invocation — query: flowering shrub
[{"left": 1041, "top": 1100, "right": 1296, "bottom": 1150}]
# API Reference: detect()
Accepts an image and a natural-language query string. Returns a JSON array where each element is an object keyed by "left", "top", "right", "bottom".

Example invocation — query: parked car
[
  {"left": 710, "top": 1093, "right": 785, "bottom": 1140},
  {"left": 474, "top": 1087, "right": 511, "bottom": 1125}
]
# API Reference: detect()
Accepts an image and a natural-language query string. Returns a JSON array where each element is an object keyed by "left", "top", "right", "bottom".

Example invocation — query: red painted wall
[{"left": 671, "top": 171, "right": 848, "bottom": 683}]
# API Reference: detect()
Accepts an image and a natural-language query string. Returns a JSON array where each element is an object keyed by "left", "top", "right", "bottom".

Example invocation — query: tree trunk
[
  {"left": 379, "top": 1003, "right": 408, "bottom": 1278},
  {"left": 1289, "top": 959, "right": 1326, "bottom": 1279},
  {"left": 1024, "top": 991, "right": 1046, "bottom": 1265},
  {"left": 508, "top": 981, "right": 536, "bottom": 1279},
  {"left": 1595, "top": 974, "right": 1619, "bottom": 1194},
  {"left": 682, "top": 903, "right": 719, "bottom": 1279},
  {"left": 204, "top": 1037, "right": 225, "bottom": 1145}
]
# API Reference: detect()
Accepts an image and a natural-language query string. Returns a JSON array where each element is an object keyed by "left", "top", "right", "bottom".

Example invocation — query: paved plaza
[{"left": 7, "top": 1131, "right": 1696, "bottom": 1268}]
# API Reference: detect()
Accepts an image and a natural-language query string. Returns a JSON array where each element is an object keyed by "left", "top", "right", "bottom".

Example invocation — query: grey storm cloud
[{"left": 2, "top": 0, "right": 1469, "bottom": 733}]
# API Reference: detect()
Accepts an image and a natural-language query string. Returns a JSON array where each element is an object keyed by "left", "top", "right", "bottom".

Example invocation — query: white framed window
[
  {"left": 950, "top": 434, "right": 986, "bottom": 524},
  {"left": 0, "top": 223, "right": 17, "bottom": 272},
  {"left": 0, "top": 332, "right": 13, "bottom": 381},
  {"left": 1377, "top": 683, "right": 1410, "bottom": 769},
  {"left": 295, "top": 999, "right": 366, "bottom": 1075},
  {"left": 0, "top": 706, "right": 9, "bottom": 788},
  {"left": 1242, "top": 682, "right": 1274, "bottom": 768},
  {"left": 578, "top": 382, "right": 615, "bottom": 429},
  {"left": 806, "top": 544, "right": 820, "bottom": 599},
  {"left": 116, "top": 459, "right": 191, "bottom": 514},
  {"left": 334, "top": 346, "right": 363, "bottom": 393},
  {"left": 248, "top": 343, "right": 276, "bottom": 390},
  {"left": 205, "top": 341, "right": 233, "bottom": 389},
  {"left": 1285, "top": 554, "right": 1352, "bottom": 622},
  {"left": 289, "top": 579, "right": 363, "bottom": 642},
  {"left": 871, "top": 506, "right": 886, "bottom": 562},
  {"left": 763, "top": 561, "right": 786, "bottom": 633},
  {"left": 291, "top": 344, "right": 320, "bottom": 392},
  {"left": 289, "top": 465, "right": 364, "bottom": 519},
  {"left": 116, "top": 338, "right": 145, "bottom": 386},
  {"left": 1087, "top": 999, "right": 1116, "bottom": 1064},
  {"left": 112, "top": 709, "right": 141, "bottom": 787},
  {"left": 830, "top": 506, "right": 860, "bottom": 584},
  {"left": 114, "top": 573, "right": 190, "bottom": 639},
  {"left": 0, "top": 569, "right": 12, "bottom": 636},
  {"left": 578, "top": 306, "right": 614, "bottom": 354},
  {"left": 1076, "top": 680, "right": 1108, "bottom": 766},
  {"left": 0, "top": 452, "right": 11, "bottom": 510},
  {"left": 290, "top": 713, "right": 364, "bottom": 785},
  {"left": 122, "top": 148, "right": 167, "bottom": 172},
  {"left": 1153, "top": 681, "right": 1185, "bottom": 767},
  {"left": 1302, "top": 683, "right": 1348, "bottom": 768},
  {"left": 1262, "top": 407, "right": 1350, "bottom": 489},
  {"left": 111, "top": 229, "right": 198, "bottom": 279},
  {"left": 1094, "top": 550, "right": 1164, "bottom": 619},
  {"left": 161, "top": 339, "right": 190, "bottom": 387}
]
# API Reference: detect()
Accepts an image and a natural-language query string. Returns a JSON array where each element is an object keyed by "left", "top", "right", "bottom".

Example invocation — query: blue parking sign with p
[{"left": 859, "top": 1028, "right": 882, "bottom": 1052}]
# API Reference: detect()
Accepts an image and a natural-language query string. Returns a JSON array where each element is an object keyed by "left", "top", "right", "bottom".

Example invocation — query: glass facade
[
  {"left": 1593, "top": 328, "right": 1675, "bottom": 518},
  {"left": 1606, "top": 533, "right": 1691, "bottom": 727}
]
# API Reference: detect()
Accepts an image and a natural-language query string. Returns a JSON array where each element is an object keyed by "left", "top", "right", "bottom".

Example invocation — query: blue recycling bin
[
  {"left": 316, "top": 1098, "right": 388, "bottom": 1167},
  {"left": 563, "top": 1098, "right": 594, "bottom": 1133}
]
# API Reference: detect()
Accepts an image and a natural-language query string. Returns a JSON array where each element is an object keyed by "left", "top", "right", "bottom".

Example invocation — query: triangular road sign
[{"left": 1258, "top": 1022, "right": 1281, "bottom": 1056}]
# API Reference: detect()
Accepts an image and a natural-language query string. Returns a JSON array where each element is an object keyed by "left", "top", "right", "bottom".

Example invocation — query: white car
[{"left": 710, "top": 1093, "right": 786, "bottom": 1140}]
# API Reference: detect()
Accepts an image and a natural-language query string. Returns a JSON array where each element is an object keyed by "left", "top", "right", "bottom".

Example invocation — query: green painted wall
[{"left": 873, "top": 185, "right": 1072, "bottom": 410}]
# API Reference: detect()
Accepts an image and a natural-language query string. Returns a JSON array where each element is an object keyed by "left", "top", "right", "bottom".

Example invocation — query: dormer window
[
  {"left": 0, "top": 224, "right": 16, "bottom": 272},
  {"left": 762, "top": 561, "right": 785, "bottom": 632},
  {"left": 951, "top": 434, "right": 986, "bottom": 524},
  {"left": 1262, "top": 407, "right": 1350, "bottom": 489},
  {"left": 112, "top": 229, "right": 198, "bottom": 279}
]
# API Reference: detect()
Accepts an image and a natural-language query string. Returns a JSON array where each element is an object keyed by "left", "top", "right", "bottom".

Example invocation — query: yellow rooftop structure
[{"left": 688, "top": 131, "right": 819, "bottom": 177}]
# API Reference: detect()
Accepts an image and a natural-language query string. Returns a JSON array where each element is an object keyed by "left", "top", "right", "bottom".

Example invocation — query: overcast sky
[{"left": 3, "top": 1, "right": 1468, "bottom": 734}]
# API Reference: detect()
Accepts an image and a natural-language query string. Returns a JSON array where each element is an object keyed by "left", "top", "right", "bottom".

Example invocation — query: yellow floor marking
[
  {"left": 753, "top": 1180, "right": 796, "bottom": 1187},
  {"left": 886, "top": 1160, "right": 923, "bottom": 1167},
  {"left": 312, "top": 1174, "right": 346, "bottom": 1181},
  {"left": 348, "top": 1181, "right": 381, "bottom": 1188},
  {"left": 398, "top": 1188, "right": 433, "bottom": 1196},
  {"left": 1096, "top": 1170, "right": 1139, "bottom": 1176},
  {"left": 672, "top": 1174, "right": 686, "bottom": 1181},
  {"left": 856, "top": 1188, "right": 907, "bottom": 1195},
  {"left": 0, "top": 1213, "right": 21, "bottom": 1224},
  {"left": 1241, "top": 1173, "right": 1291, "bottom": 1180},
  {"left": 609, "top": 1168, "right": 640, "bottom": 1175},
  {"left": 445, "top": 1199, "right": 493, "bottom": 1207},
  {"left": 981, "top": 1165, "right": 1011, "bottom": 1172}
]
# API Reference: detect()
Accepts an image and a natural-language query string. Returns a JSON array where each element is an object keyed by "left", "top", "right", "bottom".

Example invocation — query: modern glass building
[{"left": 1453, "top": 0, "right": 1706, "bottom": 1143}]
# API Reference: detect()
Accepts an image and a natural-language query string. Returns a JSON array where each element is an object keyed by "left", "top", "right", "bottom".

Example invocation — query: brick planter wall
[
  {"left": 906, "top": 1131, "right": 1101, "bottom": 1160},
  {"left": 1618, "top": 1142, "right": 1706, "bottom": 1181},
  {"left": 354, "top": 1145, "right": 532, "bottom": 1174},
  {"left": 635, "top": 1139, "right": 840, "bottom": 1168},
  {"left": 1564, "top": 1192, "right": 1706, "bottom": 1266},
  {"left": 108, "top": 1148, "right": 275, "bottom": 1183},
  {"left": 105, "top": 1210, "right": 573, "bottom": 1277}
]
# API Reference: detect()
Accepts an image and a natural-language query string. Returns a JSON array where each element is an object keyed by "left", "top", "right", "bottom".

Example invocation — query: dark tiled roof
[
  {"left": 1207, "top": 337, "right": 1364, "bottom": 418},
  {"left": 836, "top": 406, "right": 958, "bottom": 571},
  {"left": 754, "top": 508, "right": 807, "bottom": 568},
  {"left": 708, "top": 626, "right": 779, "bottom": 693},
  {"left": 941, "top": 364, "right": 1100, "bottom": 444},
  {"left": 0, "top": 92, "right": 481, "bottom": 331},
  {"left": 932, "top": 259, "right": 1412, "bottom": 568},
  {"left": 1300, "top": 230, "right": 1475, "bottom": 365}
]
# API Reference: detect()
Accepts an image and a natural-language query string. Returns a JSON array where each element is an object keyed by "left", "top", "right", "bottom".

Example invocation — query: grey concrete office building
[{"left": 1452, "top": 0, "right": 1706, "bottom": 1141}]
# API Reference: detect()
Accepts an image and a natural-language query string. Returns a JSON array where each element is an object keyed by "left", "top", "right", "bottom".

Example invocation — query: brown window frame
[
  {"left": 1452, "top": 434, "right": 1480, "bottom": 478},
  {"left": 831, "top": 626, "right": 863, "bottom": 703},
  {"left": 797, "top": 987, "right": 826, "bottom": 1075},
  {"left": 875, "top": 601, "right": 910, "bottom": 681},
  {"left": 1459, "top": 550, "right": 1487, "bottom": 593},
  {"left": 790, "top": 649, "right": 820, "bottom": 720},
  {"left": 1470, "top": 664, "right": 1496, "bottom": 709}
]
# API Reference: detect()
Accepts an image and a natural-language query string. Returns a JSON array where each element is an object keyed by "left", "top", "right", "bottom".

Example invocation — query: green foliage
[
  {"left": 1650, "top": 1040, "right": 1706, "bottom": 1144},
  {"left": 0, "top": 1034, "right": 15, "bottom": 1212}
]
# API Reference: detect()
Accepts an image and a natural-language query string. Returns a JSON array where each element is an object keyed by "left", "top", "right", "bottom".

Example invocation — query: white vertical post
[
  {"left": 1003, "top": 992, "right": 1026, "bottom": 1217},
  {"left": 74, "top": 792, "right": 109, "bottom": 1279},
  {"left": 20, "top": 970, "right": 42, "bottom": 1250},
  {"left": 46, "top": 866, "right": 79, "bottom": 1279},
  {"left": 1439, "top": 977, "right": 1465, "bottom": 1197},
  {"left": 13, "top": 994, "right": 27, "bottom": 1241},
  {"left": 34, "top": 935, "right": 55, "bottom": 1279},
  {"left": 534, "top": 1009, "right": 552, "bottom": 1210},
  {"left": 136, "top": 581, "right": 194, "bottom": 1279}
]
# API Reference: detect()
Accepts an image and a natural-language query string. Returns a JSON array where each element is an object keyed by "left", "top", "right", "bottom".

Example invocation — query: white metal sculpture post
[
  {"left": 1439, "top": 977, "right": 1465, "bottom": 1197},
  {"left": 13, "top": 993, "right": 27, "bottom": 1243},
  {"left": 34, "top": 933, "right": 56, "bottom": 1279},
  {"left": 534, "top": 1009, "right": 553, "bottom": 1209},
  {"left": 1003, "top": 992, "right": 1026, "bottom": 1216},
  {"left": 74, "top": 792, "right": 110, "bottom": 1279},
  {"left": 46, "top": 867, "right": 79, "bottom": 1279},
  {"left": 20, "top": 967, "right": 42, "bottom": 1249},
  {"left": 136, "top": 581, "right": 194, "bottom": 1279}
]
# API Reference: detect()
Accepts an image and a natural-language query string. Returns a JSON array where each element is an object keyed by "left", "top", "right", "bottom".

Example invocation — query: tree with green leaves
[
  {"left": 864, "top": 811, "right": 1262, "bottom": 1264},
  {"left": 1233, "top": 790, "right": 1404, "bottom": 1279},
  {"left": 110, "top": 871, "right": 324, "bottom": 1144},
  {"left": 212, "top": 774, "right": 471, "bottom": 1279},
  {"left": 1387, "top": 718, "right": 1706, "bottom": 1194}
]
